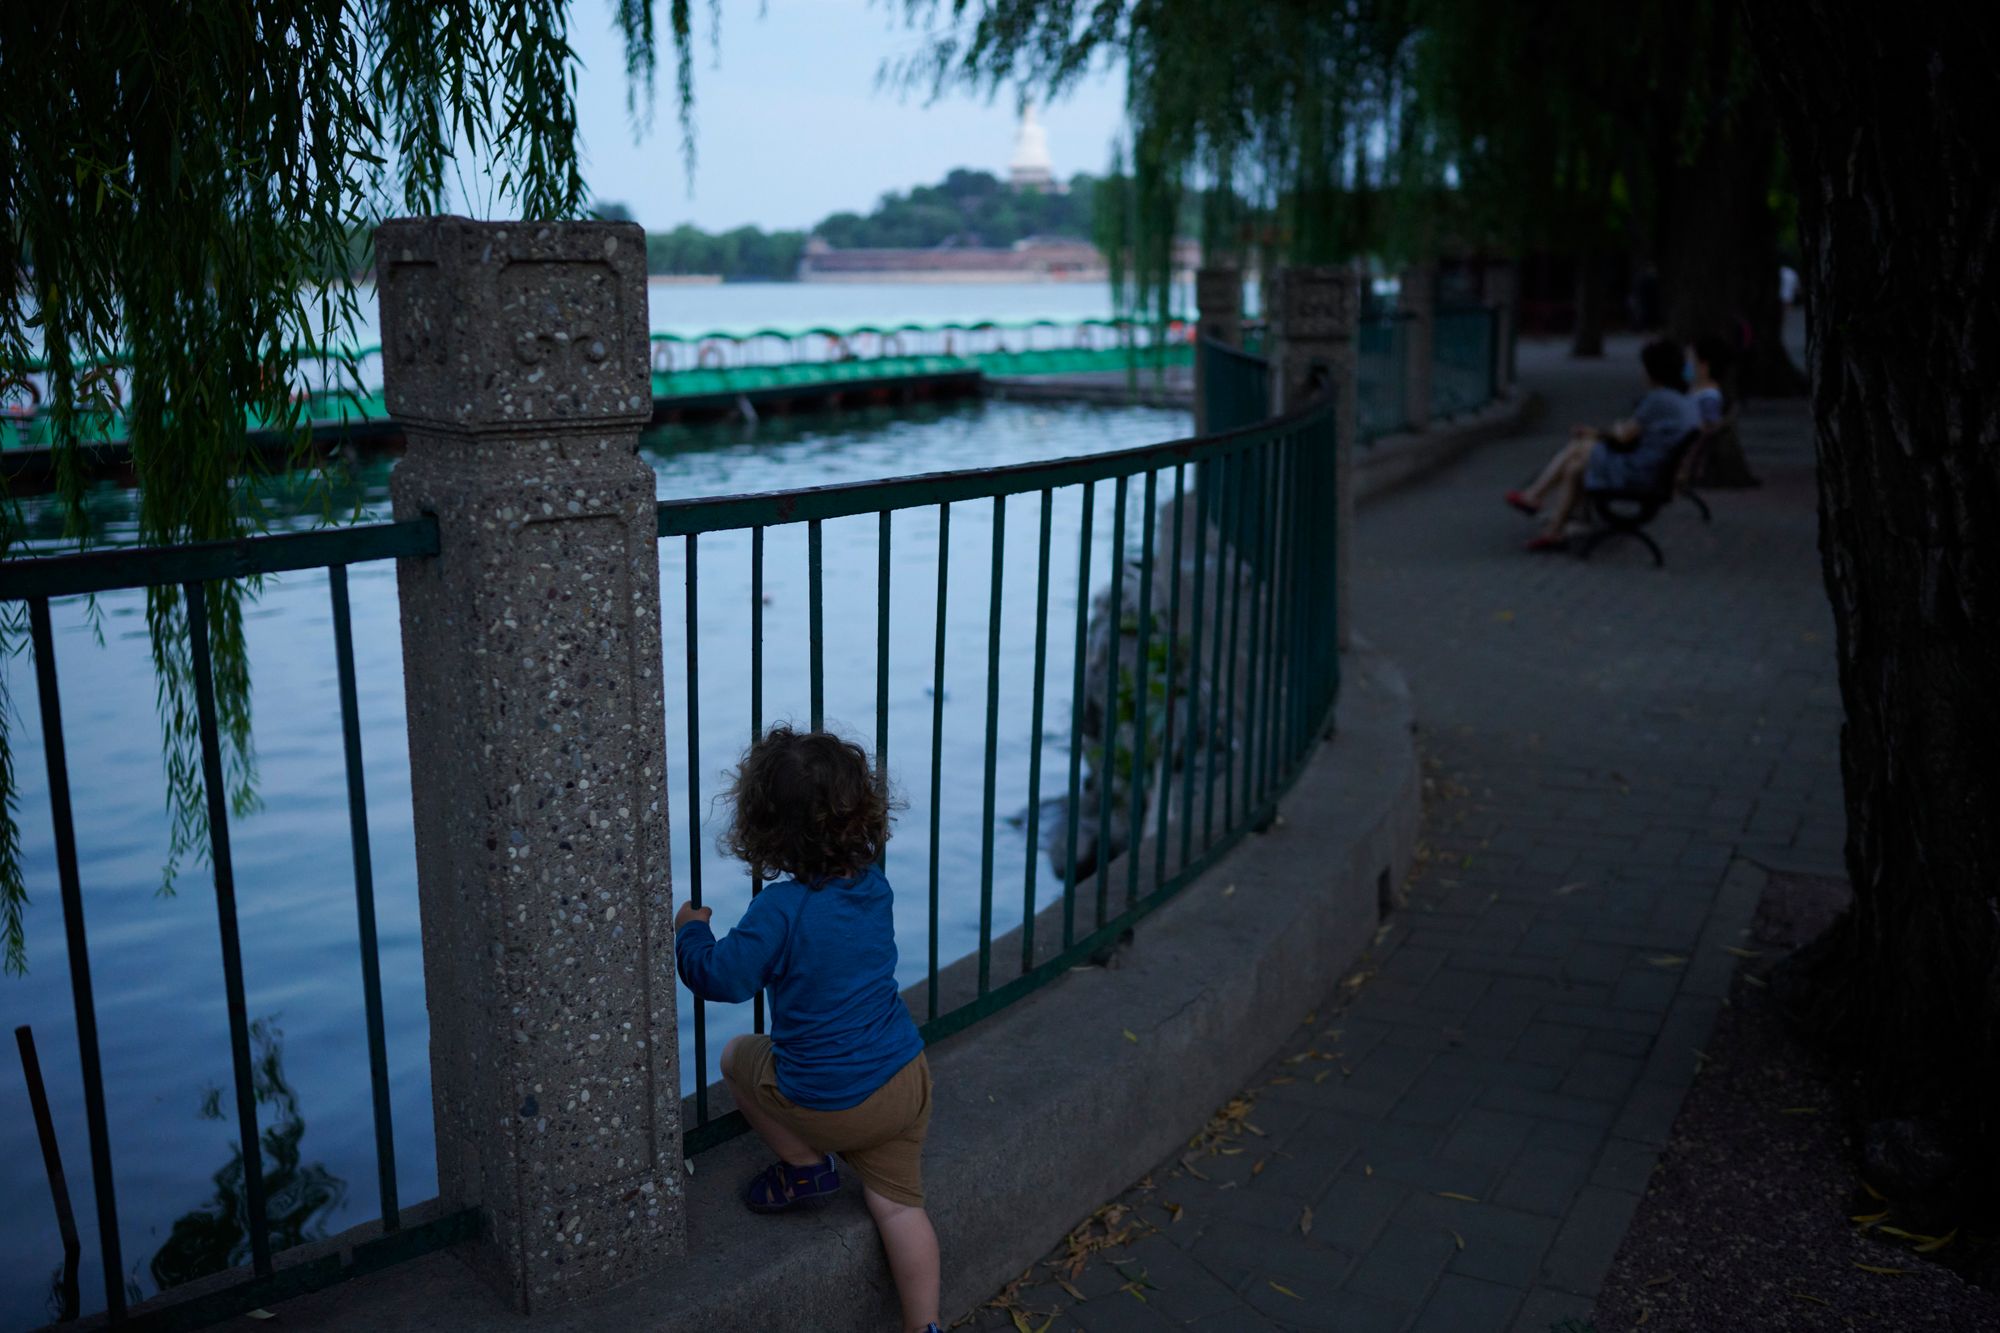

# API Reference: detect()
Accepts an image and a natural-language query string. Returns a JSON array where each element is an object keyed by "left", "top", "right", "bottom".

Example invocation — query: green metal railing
[
  {"left": 1358, "top": 313, "right": 1411, "bottom": 441},
  {"left": 1, "top": 318, "right": 1195, "bottom": 452},
  {"left": 0, "top": 521, "right": 476, "bottom": 1326},
  {"left": 1431, "top": 305, "right": 1500, "bottom": 419},
  {"left": 661, "top": 381, "right": 1341, "bottom": 1154}
]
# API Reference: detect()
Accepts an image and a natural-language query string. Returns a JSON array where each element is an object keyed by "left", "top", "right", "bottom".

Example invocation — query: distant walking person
[
  {"left": 676, "top": 727, "right": 941, "bottom": 1333},
  {"left": 1504, "top": 338, "right": 1701, "bottom": 551}
]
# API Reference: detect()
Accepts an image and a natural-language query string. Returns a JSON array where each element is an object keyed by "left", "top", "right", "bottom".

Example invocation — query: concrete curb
[
  {"left": 1354, "top": 390, "right": 1544, "bottom": 507},
  {"left": 261, "top": 644, "right": 1420, "bottom": 1332}
]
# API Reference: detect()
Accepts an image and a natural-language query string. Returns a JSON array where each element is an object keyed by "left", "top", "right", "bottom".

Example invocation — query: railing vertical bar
[
  {"left": 1127, "top": 469, "right": 1157, "bottom": 908},
  {"left": 26, "top": 598, "right": 125, "bottom": 1319},
  {"left": 927, "top": 503, "right": 951, "bottom": 1020},
  {"left": 184, "top": 580, "right": 273, "bottom": 1278},
  {"left": 1096, "top": 475, "right": 1129, "bottom": 928},
  {"left": 749, "top": 525, "right": 765, "bottom": 1035},
  {"left": 1203, "top": 451, "right": 1233, "bottom": 850},
  {"left": 1022, "top": 488, "right": 1053, "bottom": 971},
  {"left": 808, "top": 518, "right": 825, "bottom": 732},
  {"left": 1180, "top": 473, "right": 1209, "bottom": 872},
  {"left": 1264, "top": 433, "right": 1292, "bottom": 798},
  {"left": 683, "top": 536, "right": 707, "bottom": 1126},
  {"left": 876, "top": 511, "right": 891, "bottom": 861},
  {"left": 1061, "top": 483, "right": 1095, "bottom": 949},
  {"left": 1240, "top": 448, "right": 1268, "bottom": 818},
  {"left": 328, "top": 564, "right": 399, "bottom": 1230},
  {"left": 977, "top": 497, "right": 1005, "bottom": 995},
  {"left": 1219, "top": 451, "right": 1245, "bottom": 835},
  {"left": 1254, "top": 431, "right": 1283, "bottom": 804},
  {"left": 1282, "top": 435, "right": 1304, "bottom": 766},
  {"left": 1157, "top": 464, "right": 1185, "bottom": 882}
]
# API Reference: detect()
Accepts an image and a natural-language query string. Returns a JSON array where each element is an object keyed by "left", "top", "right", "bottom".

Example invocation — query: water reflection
[{"left": 149, "top": 1018, "right": 346, "bottom": 1293}]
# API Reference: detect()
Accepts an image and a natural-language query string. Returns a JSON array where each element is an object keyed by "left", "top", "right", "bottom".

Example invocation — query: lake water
[
  {"left": 328, "top": 275, "right": 1214, "bottom": 348},
  {"left": 0, "top": 385, "right": 1191, "bottom": 1326}
]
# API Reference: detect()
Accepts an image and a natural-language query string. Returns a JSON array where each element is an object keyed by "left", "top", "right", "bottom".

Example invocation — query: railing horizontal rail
[
  {"left": 656, "top": 404, "right": 1319, "bottom": 538},
  {"left": 0, "top": 516, "right": 439, "bottom": 601}
]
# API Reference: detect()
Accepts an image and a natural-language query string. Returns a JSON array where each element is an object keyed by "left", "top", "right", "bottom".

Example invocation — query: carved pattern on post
[
  {"left": 1269, "top": 265, "right": 1355, "bottom": 415},
  {"left": 1269, "top": 265, "right": 1360, "bottom": 653},
  {"left": 379, "top": 220, "right": 654, "bottom": 432},
  {"left": 379, "top": 216, "right": 683, "bottom": 1311}
]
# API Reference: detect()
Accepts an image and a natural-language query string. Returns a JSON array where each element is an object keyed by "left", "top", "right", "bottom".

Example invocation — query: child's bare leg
[
  {"left": 863, "top": 1185, "right": 940, "bottom": 1333},
  {"left": 721, "top": 1036, "right": 820, "bottom": 1167}
]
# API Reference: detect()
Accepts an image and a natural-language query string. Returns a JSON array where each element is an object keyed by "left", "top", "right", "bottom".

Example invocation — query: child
[{"left": 674, "top": 726, "right": 940, "bottom": 1333}]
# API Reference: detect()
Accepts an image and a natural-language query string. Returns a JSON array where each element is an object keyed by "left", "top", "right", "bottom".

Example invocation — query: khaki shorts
[{"left": 723, "top": 1036, "right": 933, "bottom": 1207}]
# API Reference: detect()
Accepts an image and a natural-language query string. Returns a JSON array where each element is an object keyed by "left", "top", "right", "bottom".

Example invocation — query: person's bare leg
[
  {"left": 721, "top": 1036, "right": 820, "bottom": 1167},
  {"left": 1542, "top": 452, "right": 1591, "bottom": 537},
  {"left": 864, "top": 1186, "right": 940, "bottom": 1333},
  {"left": 1523, "top": 436, "right": 1594, "bottom": 505}
]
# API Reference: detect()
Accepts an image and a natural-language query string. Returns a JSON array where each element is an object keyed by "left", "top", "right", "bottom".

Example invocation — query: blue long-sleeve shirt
[{"left": 676, "top": 865, "right": 924, "bottom": 1110}]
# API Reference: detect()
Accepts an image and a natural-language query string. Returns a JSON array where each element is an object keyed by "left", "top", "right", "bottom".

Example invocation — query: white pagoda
[{"left": 1008, "top": 102, "right": 1059, "bottom": 193}]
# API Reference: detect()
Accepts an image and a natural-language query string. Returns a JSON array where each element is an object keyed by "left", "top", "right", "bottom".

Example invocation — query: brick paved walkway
[{"left": 964, "top": 337, "right": 1845, "bottom": 1332}]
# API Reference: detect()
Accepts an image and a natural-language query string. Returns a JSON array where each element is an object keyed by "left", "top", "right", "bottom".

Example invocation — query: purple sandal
[{"left": 742, "top": 1153, "right": 842, "bottom": 1213}]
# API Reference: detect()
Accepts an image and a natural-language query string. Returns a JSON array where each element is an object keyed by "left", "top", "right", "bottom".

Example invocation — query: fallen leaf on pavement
[
  {"left": 1267, "top": 1281, "right": 1301, "bottom": 1300},
  {"left": 1435, "top": 1191, "right": 1479, "bottom": 1202}
]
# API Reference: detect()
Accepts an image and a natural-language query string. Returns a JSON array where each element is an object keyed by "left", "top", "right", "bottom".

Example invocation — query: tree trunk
[
  {"left": 1657, "top": 75, "right": 1807, "bottom": 400},
  {"left": 1741, "top": 1, "right": 2000, "bottom": 1205},
  {"left": 1570, "top": 249, "right": 1605, "bottom": 357}
]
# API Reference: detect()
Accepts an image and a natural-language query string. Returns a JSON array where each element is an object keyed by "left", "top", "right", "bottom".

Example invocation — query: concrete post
[
  {"left": 1193, "top": 266, "right": 1244, "bottom": 435},
  {"left": 376, "top": 216, "right": 684, "bottom": 1310},
  {"left": 1398, "top": 263, "right": 1436, "bottom": 432},
  {"left": 1481, "top": 260, "right": 1519, "bottom": 393},
  {"left": 1268, "top": 264, "right": 1360, "bottom": 651}
]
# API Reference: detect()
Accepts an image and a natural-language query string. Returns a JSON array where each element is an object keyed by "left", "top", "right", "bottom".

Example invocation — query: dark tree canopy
[{"left": 903, "top": 0, "right": 1800, "bottom": 382}]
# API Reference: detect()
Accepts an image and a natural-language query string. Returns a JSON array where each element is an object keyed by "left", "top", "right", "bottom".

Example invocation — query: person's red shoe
[
  {"left": 1504, "top": 489, "right": 1539, "bottom": 516},
  {"left": 1524, "top": 533, "right": 1568, "bottom": 553}
]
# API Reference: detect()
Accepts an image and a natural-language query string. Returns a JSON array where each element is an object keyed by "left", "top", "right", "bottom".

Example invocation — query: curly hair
[{"left": 721, "top": 726, "right": 891, "bottom": 886}]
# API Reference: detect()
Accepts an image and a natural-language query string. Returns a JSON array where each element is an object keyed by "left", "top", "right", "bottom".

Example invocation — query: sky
[{"left": 566, "top": 0, "right": 1130, "bottom": 232}]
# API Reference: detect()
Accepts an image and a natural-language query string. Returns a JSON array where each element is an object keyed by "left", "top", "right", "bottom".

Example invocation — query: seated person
[
  {"left": 1504, "top": 338, "right": 1700, "bottom": 551},
  {"left": 1690, "top": 332, "right": 1732, "bottom": 430},
  {"left": 1679, "top": 332, "right": 1737, "bottom": 489}
]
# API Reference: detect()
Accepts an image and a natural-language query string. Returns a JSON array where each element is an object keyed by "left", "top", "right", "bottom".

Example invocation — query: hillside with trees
[{"left": 615, "top": 167, "right": 1100, "bottom": 280}]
